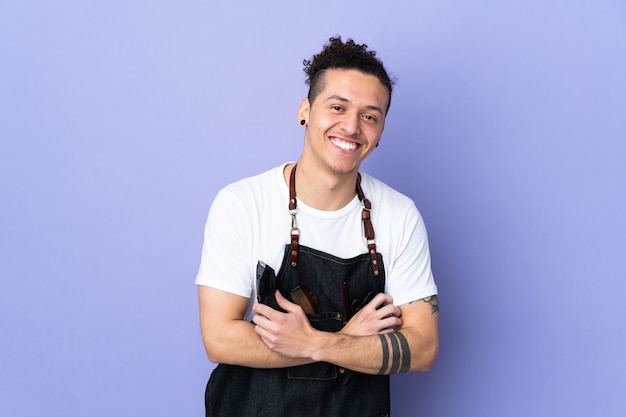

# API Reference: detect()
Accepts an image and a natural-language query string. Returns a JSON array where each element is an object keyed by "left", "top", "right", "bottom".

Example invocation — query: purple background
[{"left": 1, "top": 1, "right": 625, "bottom": 416}]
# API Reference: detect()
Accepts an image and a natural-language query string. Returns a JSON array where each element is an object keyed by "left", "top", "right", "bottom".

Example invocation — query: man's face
[{"left": 299, "top": 68, "right": 389, "bottom": 176}]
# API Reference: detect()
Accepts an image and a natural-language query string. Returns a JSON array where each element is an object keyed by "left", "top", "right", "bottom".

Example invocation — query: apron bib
[{"left": 205, "top": 165, "right": 390, "bottom": 417}]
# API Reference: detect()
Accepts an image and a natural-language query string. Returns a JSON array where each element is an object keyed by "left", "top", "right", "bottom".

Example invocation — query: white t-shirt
[{"left": 196, "top": 164, "right": 437, "bottom": 321}]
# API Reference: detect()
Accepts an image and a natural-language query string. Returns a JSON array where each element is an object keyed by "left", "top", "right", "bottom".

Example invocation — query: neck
[{"left": 284, "top": 162, "right": 359, "bottom": 211}]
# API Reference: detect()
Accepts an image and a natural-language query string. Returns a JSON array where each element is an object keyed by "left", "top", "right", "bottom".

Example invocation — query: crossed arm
[{"left": 198, "top": 285, "right": 438, "bottom": 374}]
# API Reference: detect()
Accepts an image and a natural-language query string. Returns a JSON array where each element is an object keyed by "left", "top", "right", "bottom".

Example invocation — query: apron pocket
[{"left": 307, "top": 311, "right": 343, "bottom": 332}]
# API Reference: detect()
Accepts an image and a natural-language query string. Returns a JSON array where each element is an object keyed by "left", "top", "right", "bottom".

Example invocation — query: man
[{"left": 196, "top": 36, "right": 439, "bottom": 417}]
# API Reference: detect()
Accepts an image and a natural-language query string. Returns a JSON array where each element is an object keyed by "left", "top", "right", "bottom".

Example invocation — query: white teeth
[{"left": 330, "top": 138, "right": 358, "bottom": 151}]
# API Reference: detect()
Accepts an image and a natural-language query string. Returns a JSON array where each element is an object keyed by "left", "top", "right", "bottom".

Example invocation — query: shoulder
[
  {"left": 215, "top": 164, "right": 289, "bottom": 207},
  {"left": 358, "top": 172, "right": 419, "bottom": 216},
  {"left": 358, "top": 172, "right": 427, "bottom": 246},
  {"left": 221, "top": 164, "right": 286, "bottom": 194}
]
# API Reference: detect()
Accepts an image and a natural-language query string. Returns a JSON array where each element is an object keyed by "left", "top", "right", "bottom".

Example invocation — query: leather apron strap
[{"left": 288, "top": 163, "right": 380, "bottom": 276}]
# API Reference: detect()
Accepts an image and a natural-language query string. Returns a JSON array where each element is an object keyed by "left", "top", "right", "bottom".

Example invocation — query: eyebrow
[{"left": 324, "top": 95, "right": 384, "bottom": 115}]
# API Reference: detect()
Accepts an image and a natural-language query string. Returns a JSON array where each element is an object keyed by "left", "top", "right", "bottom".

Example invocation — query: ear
[{"left": 297, "top": 98, "right": 310, "bottom": 124}]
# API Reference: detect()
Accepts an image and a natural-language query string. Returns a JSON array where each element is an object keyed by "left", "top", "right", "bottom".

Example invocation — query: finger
[
  {"left": 377, "top": 303, "right": 402, "bottom": 319},
  {"left": 253, "top": 302, "right": 288, "bottom": 326},
  {"left": 251, "top": 311, "right": 271, "bottom": 328},
  {"left": 366, "top": 292, "right": 394, "bottom": 310},
  {"left": 378, "top": 317, "right": 403, "bottom": 333},
  {"left": 275, "top": 290, "right": 302, "bottom": 313},
  {"left": 253, "top": 302, "right": 276, "bottom": 318},
  {"left": 254, "top": 322, "right": 273, "bottom": 342},
  {"left": 379, "top": 327, "right": 399, "bottom": 334}
]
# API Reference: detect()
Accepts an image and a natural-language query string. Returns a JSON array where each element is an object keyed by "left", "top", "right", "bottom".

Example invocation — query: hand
[
  {"left": 252, "top": 291, "right": 317, "bottom": 359},
  {"left": 340, "top": 293, "right": 402, "bottom": 336}
]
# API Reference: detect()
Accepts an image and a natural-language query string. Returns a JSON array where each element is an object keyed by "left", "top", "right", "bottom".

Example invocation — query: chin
[{"left": 327, "top": 162, "right": 360, "bottom": 176}]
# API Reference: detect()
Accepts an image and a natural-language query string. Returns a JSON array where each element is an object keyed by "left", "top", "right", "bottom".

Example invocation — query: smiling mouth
[{"left": 330, "top": 137, "right": 359, "bottom": 151}]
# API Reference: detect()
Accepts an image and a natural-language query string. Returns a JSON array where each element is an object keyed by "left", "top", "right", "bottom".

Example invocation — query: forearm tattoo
[
  {"left": 376, "top": 295, "right": 438, "bottom": 374},
  {"left": 377, "top": 332, "right": 411, "bottom": 375},
  {"left": 411, "top": 295, "right": 439, "bottom": 315}
]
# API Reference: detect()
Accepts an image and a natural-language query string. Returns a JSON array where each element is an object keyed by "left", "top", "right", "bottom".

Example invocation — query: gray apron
[{"left": 205, "top": 166, "right": 390, "bottom": 417}]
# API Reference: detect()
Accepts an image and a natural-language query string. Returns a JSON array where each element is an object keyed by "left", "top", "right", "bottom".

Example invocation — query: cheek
[
  {"left": 365, "top": 126, "right": 384, "bottom": 143},
  {"left": 314, "top": 114, "right": 337, "bottom": 129}
]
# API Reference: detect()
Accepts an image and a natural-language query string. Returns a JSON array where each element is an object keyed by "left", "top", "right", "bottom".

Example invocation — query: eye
[
  {"left": 362, "top": 114, "right": 377, "bottom": 122},
  {"left": 331, "top": 105, "right": 344, "bottom": 112}
]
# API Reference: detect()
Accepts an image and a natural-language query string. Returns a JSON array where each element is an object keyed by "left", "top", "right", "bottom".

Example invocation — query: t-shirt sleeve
[
  {"left": 195, "top": 187, "right": 254, "bottom": 298},
  {"left": 386, "top": 203, "right": 437, "bottom": 306}
]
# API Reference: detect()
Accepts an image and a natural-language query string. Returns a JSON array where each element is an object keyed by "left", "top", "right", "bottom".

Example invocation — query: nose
[{"left": 340, "top": 113, "right": 360, "bottom": 136}]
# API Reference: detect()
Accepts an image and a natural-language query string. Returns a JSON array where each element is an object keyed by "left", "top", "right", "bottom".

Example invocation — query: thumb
[{"left": 275, "top": 290, "right": 299, "bottom": 312}]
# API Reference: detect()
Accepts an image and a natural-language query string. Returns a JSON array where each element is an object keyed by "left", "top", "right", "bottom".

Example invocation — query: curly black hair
[{"left": 303, "top": 36, "right": 394, "bottom": 111}]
